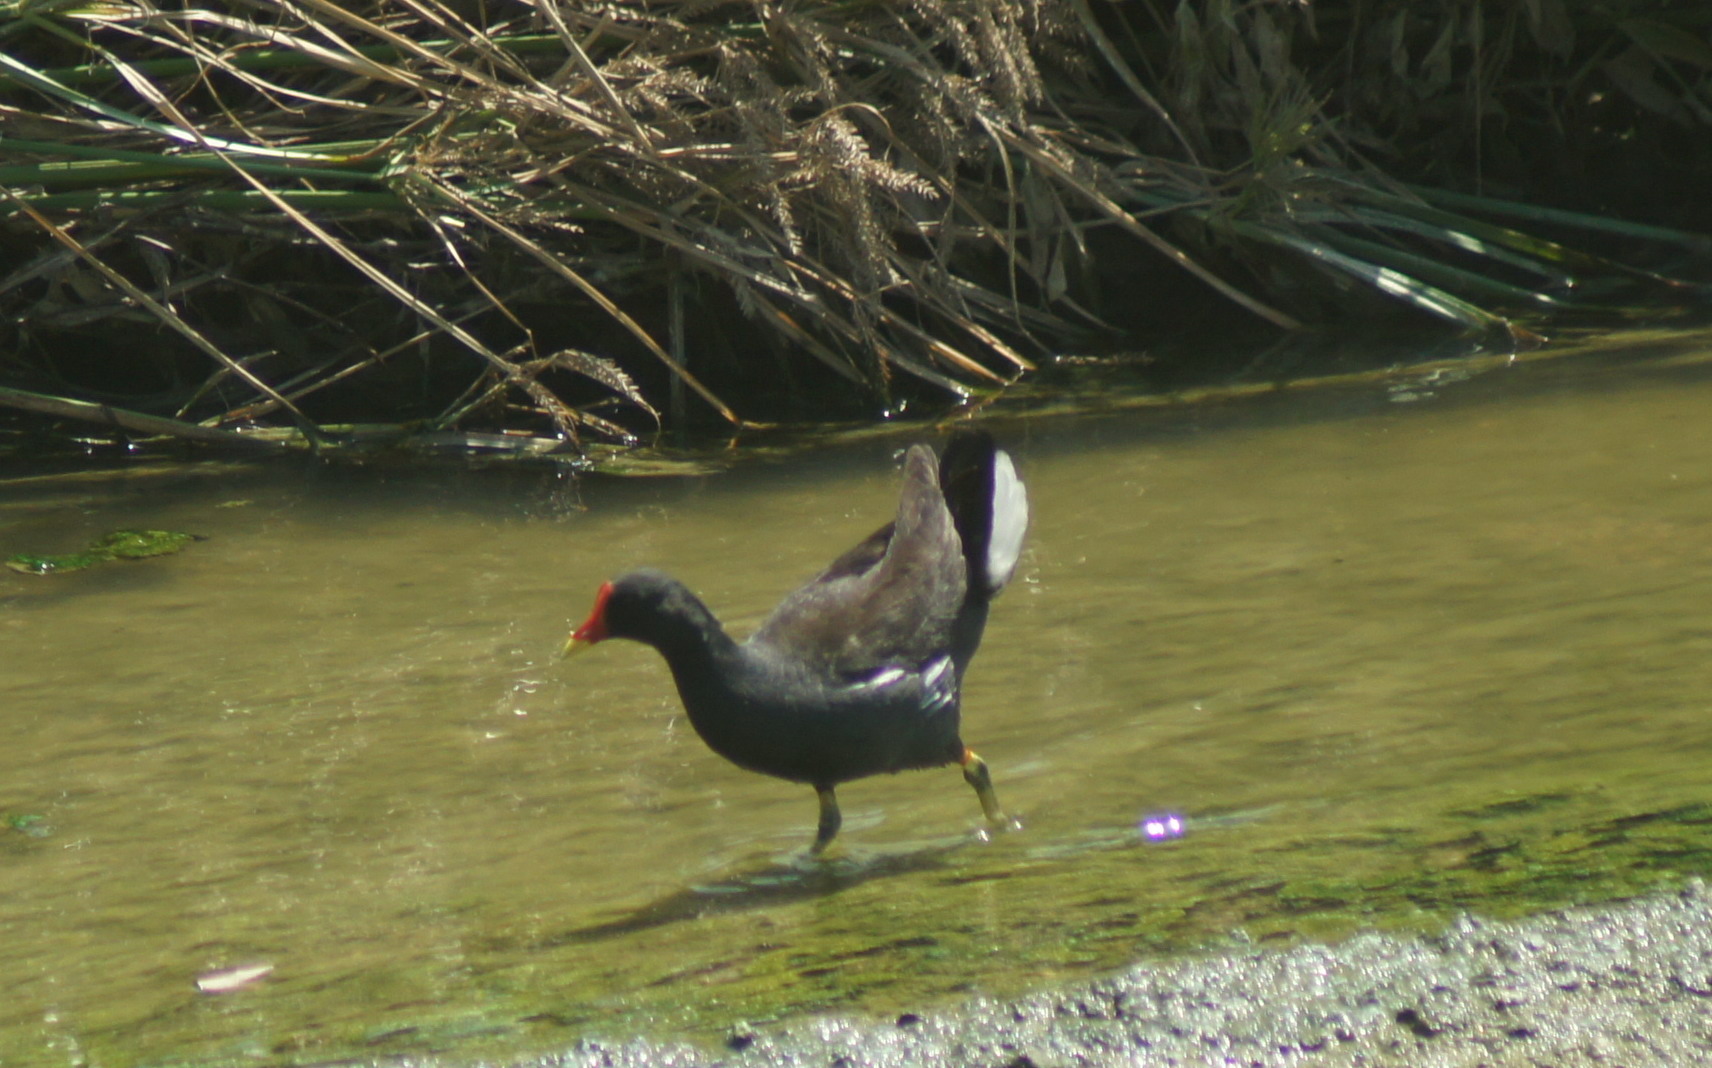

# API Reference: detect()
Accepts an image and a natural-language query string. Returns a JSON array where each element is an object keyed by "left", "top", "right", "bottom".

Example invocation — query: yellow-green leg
[
  {"left": 959, "top": 747, "right": 1007, "bottom": 825},
  {"left": 810, "top": 784, "right": 842, "bottom": 854}
]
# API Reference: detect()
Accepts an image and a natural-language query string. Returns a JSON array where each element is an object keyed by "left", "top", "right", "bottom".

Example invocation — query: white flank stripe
[
  {"left": 852, "top": 666, "right": 907, "bottom": 690},
  {"left": 922, "top": 655, "right": 952, "bottom": 688}
]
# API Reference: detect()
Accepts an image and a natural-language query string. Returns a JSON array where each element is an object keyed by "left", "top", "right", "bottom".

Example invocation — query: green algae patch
[
  {"left": 7, "top": 529, "right": 201, "bottom": 575},
  {"left": 496, "top": 789, "right": 1712, "bottom": 1051},
  {"left": 5, "top": 813, "right": 50, "bottom": 839},
  {"left": 7, "top": 549, "right": 108, "bottom": 575},
  {"left": 47, "top": 785, "right": 1712, "bottom": 1067},
  {"left": 118, "top": 789, "right": 1712, "bottom": 1068}
]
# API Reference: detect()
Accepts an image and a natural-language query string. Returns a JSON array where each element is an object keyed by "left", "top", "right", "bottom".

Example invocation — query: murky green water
[{"left": 5, "top": 329, "right": 1712, "bottom": 1066}]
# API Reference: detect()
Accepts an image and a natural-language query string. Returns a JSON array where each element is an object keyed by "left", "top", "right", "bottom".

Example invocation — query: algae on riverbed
[{"left": 311, "top": 787, "right": 1712, "bottom": 1063}]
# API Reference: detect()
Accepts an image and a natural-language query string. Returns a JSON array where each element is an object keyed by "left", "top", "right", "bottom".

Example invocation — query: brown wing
[{"left": 748, "top": 445, "right": 966, "bottom": 676}]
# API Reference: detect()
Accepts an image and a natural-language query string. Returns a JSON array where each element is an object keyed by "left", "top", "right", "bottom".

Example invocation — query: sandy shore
[{"left": 560, "top": 880, "right": 1712, "bottom": 1067}]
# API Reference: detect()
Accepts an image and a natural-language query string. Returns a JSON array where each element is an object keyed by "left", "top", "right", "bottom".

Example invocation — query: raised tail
[{"left": 938, "top": 428, "right": 1029, "bottom": 598}]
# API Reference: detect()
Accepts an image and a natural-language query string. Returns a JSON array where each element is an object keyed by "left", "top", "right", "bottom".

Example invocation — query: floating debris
[{"left": 195, "top": 963, "right": 274, "bottom": 994}]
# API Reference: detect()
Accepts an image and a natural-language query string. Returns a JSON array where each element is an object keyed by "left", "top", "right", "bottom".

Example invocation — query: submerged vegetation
[
  {"left": 1, "top": 0, "right": 1708, "bottom": 454},
  {"left": 4, "top": 526, "right": 199, "bottom": 573}
]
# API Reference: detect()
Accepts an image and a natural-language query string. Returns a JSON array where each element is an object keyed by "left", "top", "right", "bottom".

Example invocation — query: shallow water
[{"left": 4, "top": 329, "right": 1712, "bottom": 1065}]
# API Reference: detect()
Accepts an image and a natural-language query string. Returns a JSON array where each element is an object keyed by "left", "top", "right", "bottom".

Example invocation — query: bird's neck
[
  {"left": 642, "top": 596, "right": 744, "bottom": 689},
  {"left": 657, "top": 623, "right": 765, "bottom": 761}
]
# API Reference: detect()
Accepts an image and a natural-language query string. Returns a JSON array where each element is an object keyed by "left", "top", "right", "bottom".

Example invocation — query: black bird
[{"left": 564, "top": 428, "right": 1028, "bottom": 853}]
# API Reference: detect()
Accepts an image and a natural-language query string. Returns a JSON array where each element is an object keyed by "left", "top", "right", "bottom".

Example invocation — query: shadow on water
[
  {"left": 552, "top": 802, "right": 1284, "bottom": 946},
  {"left": 552, "top": 836, "right": 980, "bottom": 944}
]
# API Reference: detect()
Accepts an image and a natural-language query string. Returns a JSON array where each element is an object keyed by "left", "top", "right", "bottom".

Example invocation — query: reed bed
[{"left": 2, "top": 0, "right": 1706, "bottom": 454}]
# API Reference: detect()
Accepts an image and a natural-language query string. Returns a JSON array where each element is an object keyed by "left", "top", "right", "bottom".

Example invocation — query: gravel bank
[{"left": 557, "top": 881, "right": 1712, "bottom": 1067}]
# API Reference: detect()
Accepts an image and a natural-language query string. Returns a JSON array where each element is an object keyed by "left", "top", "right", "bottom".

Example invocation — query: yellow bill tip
[{"left": 562, "top": 633, "right": 594, "bottom": 659}]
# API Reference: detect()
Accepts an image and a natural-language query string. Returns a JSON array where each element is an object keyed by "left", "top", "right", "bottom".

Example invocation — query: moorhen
[{"left": 564, "top": 428, "right": 1029, "bottom": 853}]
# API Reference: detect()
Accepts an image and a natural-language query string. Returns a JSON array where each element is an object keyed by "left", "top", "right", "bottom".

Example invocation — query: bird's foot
[
  {"left": 972, "top": 813, "right": 1023, "bottom": 844},
  {"left": 787, "top": 847, "right": 839, "bottom": 871},
  {"left": 959, "top": 748, "right": 1019, "bottom": 839}
]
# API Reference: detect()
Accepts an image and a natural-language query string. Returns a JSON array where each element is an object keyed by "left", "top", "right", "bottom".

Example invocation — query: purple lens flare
[{"left": 1140, "top": 812, "right": 1186, "bottom": 842}]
